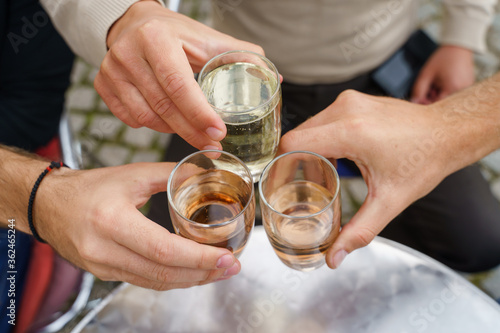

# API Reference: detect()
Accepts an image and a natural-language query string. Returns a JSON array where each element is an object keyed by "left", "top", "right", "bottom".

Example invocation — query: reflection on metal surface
[
  {"left": 39, "top": 273, "right": 94, "bottom": 333},
  {"left": 73, "top": 227, "right": 500, "bottom": 333},
  {"left": 59, "top": 110, "right": 83, "bottom": 170}
]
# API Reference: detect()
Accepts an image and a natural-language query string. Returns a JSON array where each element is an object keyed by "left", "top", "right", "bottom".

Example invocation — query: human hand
[
  {"left": 35, "top": 162, "right": 240, "bottom": 290},
  {"left": 279, "top": 91, "right": 461, "bottom": 269},
  {"left": 411, "top": 45, "right": 475, "bottom": 104},
  {"left": 95, "top": 0, "right": 264, "bottom": 150}
]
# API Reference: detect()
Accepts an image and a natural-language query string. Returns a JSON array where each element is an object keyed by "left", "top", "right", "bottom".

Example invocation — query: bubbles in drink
[{"left": 200, "top": 62, "right": 281, "bottom": 182}]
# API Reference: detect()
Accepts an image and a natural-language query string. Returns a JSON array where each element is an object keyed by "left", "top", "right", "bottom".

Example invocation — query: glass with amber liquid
[
  {"left": 259, "top": 151, "right": 341, "bottom": 271},
  {"left": 198, "top": 50, "right": 282, "bottom": 182},
  {"left": 167, "top": 150, "right": 255, "bottom": 258}
]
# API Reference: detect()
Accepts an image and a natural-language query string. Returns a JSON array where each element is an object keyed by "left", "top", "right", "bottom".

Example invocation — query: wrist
[
  {"left": 431, "top": 83, "right": 499, "bottom": 173},
  {"left": 425, "top": 103, "right": 464, "bottom": 175},
  {"left": 33, "top": 166, "right": 77, "bottom": 243},
  {"left": 0, "top": 149, "right": 45, "bottom": 233},
  {"left": 107, "top": 0, "right": 163, "bottom": 48},
  {"left": 28, "top": 163, "right": 72, "bottom": 242},
  {"left": 440, "top": 44, "right": 472, "bottom": 52},
  {"left": 438, "top": 45, "right": 474, "bottom": 60}
]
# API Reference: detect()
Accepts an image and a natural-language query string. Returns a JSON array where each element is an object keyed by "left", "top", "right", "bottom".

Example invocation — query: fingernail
[
  {"left": 203, "top": 145, "right": 220, "bottom": 151},
  {"left": 223, "top": 262, "right": 240, "bottom": 276},
  {"left": 216, "top": 276, "right": 232, "bottom": 282},
  {"left": 206, "top": 127, "right": 225, "bottom": 141},
  {"left": 216, "top": 254, "right": 234, "bottom": 269},
  {"left": 332, "top": 250, "right": 348, "bottom": 269}
]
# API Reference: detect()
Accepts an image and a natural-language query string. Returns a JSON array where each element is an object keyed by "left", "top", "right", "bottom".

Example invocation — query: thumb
[{"left": 325, "top": 192, "right": 397, "bottom": 269}]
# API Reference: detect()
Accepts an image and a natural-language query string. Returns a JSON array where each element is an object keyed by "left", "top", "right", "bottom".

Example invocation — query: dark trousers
[{"left": 148, "top": 75, "right": 500, "bottom": 273}]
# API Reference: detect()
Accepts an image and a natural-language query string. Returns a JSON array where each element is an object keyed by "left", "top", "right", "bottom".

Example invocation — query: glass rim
[
  {"left": 258, "top": 150, "right": 340, "bottom": 220},
  {"left": 197, "top": 50, "right": 281, "bottom": 116},
  {"left": 167, "top": 150, "right": 255, "bottom": 228}
]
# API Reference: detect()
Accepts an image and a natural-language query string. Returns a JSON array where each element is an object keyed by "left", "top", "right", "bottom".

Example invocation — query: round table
[{"left": 73, "top": 227, "right": 500, "bottom": 332}]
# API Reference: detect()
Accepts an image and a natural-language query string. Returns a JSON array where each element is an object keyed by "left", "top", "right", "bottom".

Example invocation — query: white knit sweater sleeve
[
  {"left": 40, "top": 0, "right": 166, "bottom": 68},
  {"left": 441, "top": 0, "right": 497, "bottom": 53}
]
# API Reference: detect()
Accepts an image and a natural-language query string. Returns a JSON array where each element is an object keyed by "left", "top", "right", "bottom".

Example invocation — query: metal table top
[{"left": 73, "top": 227, "right": 500, "bottom": 333}]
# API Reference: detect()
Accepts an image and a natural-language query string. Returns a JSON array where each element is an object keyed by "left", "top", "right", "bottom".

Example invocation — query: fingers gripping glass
[
  {"left": 167, "top": 150, "right": 256, "bottom": 258},
  {"left": 198, "top": 50, "right": 282, "bottom": 183}
]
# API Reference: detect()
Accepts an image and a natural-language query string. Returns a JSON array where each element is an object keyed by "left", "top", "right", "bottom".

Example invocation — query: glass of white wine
[
  {"left": 198, "top": 50, "right": 282, "bottom": 182},
  {"left": 259, "top": 151, "right": 341, "bottom": 271},
  {"left": 167, "top": 150, "right": 255, "bottom": 258}
]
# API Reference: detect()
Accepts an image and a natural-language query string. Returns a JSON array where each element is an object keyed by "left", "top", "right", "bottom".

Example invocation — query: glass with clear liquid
[
  {"left": 259, "top": 151, "right": 341, "bottom": 271},
  {"left": 198, "top": 51, "right": 282, "bottom": 182}
]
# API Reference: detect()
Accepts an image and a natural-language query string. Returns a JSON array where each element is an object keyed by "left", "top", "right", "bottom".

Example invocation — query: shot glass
[
  {"left": 259, "top": 151, "right": 341, "bottom": 271},
  {"left": 198, "top": 50, "right": 282, "bottom": 182},
  {"left": 167, "top": 150, "right": 255, "bottom": 258}
]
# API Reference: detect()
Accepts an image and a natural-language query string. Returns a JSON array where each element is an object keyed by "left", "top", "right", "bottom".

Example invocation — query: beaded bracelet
[{"left": 28, "top": 161, "right": 68, "bottom": 243}]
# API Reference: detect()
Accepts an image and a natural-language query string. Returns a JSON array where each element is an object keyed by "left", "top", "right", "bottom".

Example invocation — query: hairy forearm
[
  {"left": 432, "top": 72, "right": 500, "bottom": 172},
  {"left": 0, "top": 145, "right": 61, "bottom": 234}
]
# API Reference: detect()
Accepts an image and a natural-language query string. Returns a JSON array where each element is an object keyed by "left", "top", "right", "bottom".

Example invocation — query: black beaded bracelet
[{"left": 28, "top": 161, "right": 68, "bottom": 243}]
